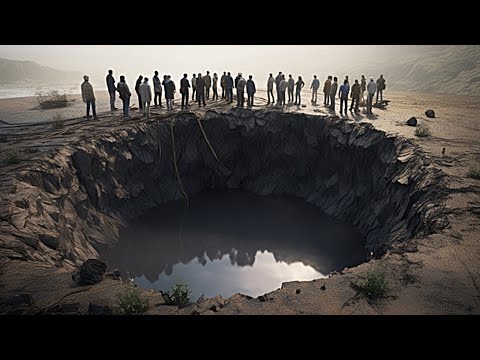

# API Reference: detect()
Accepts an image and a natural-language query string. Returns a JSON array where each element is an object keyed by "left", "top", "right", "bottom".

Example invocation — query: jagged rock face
[{"left": 0, "top": 110, "right": 447, "bottom": 269}]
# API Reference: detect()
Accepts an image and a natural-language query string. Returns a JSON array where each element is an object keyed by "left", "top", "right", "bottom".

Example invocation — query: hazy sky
[{"left": 0, "top": 45, "right": 446, "bottom": 88}]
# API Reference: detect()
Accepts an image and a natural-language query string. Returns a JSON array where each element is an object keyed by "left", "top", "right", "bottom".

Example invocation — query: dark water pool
[{"left": 101, "top": 190, "right": 366, "bottom": 300}]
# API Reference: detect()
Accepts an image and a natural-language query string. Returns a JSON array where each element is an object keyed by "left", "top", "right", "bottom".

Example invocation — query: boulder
[
  {"left": 78, "top": 259, "right": 107, "bottom": 285},
  {"left": 407, "top": 117, "right": 418, "bottom": 127},
  {"left": 88, "top": 300, "right": 114, "bottom": 315},
  {"left": 425, "top": 109, "right": 435, "bottom": 118}
]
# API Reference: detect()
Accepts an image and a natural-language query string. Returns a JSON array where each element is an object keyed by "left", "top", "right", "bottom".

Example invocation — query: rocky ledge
[{"left": 0, "top": 108, "right": 449, "bottom": 314}]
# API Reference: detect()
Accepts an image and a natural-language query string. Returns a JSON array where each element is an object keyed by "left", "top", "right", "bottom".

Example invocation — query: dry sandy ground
[{"left": 1, "top": 89, "right": 479, "bottom": 315}]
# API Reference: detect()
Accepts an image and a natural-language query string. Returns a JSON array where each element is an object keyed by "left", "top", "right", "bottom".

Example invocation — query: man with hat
[{"left": 81, "top": 75, "right": 97, "bottom": 120}]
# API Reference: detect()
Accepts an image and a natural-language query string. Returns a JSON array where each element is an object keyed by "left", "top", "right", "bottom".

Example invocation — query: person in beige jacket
[
  {"left": 139, "top": 77, "right": 152, "bottom": 118},
  {"left": 81, "top": 75, "right": 97, "bottom": 120}
]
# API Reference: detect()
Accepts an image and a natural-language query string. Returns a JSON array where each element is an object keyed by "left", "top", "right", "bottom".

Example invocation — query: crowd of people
[{"left": 80, "top": 70, "right": 386, "bottom": 119}]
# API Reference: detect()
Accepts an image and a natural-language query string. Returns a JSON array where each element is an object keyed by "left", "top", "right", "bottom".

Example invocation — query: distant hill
[
  {"left": 0, "top": 57, "right": 81, "bottom": 83},
  {"left": 345, "top": 45, "right": 480, "bottom": 96}
]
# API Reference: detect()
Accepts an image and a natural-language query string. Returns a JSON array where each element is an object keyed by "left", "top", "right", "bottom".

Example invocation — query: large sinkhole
[
  {"left": 6, "top": 109, "right": 446, "bottom": 299},
  {"left": 100, "top": 190, "right": 366, "bottom": 299}
]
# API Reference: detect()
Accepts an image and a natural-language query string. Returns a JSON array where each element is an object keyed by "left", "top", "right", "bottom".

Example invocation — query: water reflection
[{"left": 101, "top": 190, "right": 366, "bottom": 299}]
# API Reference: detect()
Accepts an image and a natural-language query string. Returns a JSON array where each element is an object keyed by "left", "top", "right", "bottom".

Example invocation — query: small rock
[
  {"left": 406, "top": 117, "right": 418, "bottom": 127},
  {"left": 6, "top": 293, "right": 34, "bottom": 306},
  {"left": 105, "top": 268, "right": 121, "bottom": 280},
  {"left": 258, "top": 294, "right": 269, "bottom": 302},
  {"left": 46, "top": 302, "right": 81, "bottom": 314},
  {"left": 320, "top": 285, "right": 326, "bottom": 291},
  {"left": 88, "top": 300, "right": 113, "bottom": 315},
  {"left": 210, "top": 305, "right": 220, "bottom": 312},
  {"left": 78, "top": 259, "right": 107, "bottom": 285},
  {"left": 296, "top": 289, "right": 301, "bottom": 294},
  {"left": 425, "top": 109, "right": 435, "bottom": 118}
]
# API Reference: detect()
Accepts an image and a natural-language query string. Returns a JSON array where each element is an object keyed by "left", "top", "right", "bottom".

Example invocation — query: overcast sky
[{"left": 0, "top": 45, "right": 446, "bottom": 87}]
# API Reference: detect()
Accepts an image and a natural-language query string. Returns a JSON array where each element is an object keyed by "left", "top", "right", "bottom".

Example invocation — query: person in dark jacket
[
  {"left": 164, "top": 75, "right": 176, "bottom": 110},
  {"left": 267, "top": 73, "right": 275, "bottom": 104},
  {"left": 350, "top": 79, "right": 361, "bottom": 113},
  {"left": 212, "top": 73, "right": 219, "bottom": 100},
  {"left": 294, "top": 76, "right": 305, "bottom": 106},
  {"left": 234, "top": 73, "right": 241, "bottom": 99},
  {"left": 191, "top": 73, "right": 197, "bottom": 102},
  {"left": 196, "top": 73, "right": 206, "bottom": 107},
  {"left": 116, "top": 75, "right": 131, "bottom": 118},
  {"left": 153, "top": 70, "right": 162, "bottom": 108},
  {"left": 180, "top": 73, "right": 190, "bottom": 110},
  {"left": 310, "top": 75, "right": 320, "bottom": 103},
  {"left": 236, "top": 74, "right": 246, "bottom": 107},
  {"left": 225, "top": 72, "right": 234, "bottom": 103},
  {"left": 246, "top": 75, "right": 256, "bottom": 107},
  {"left": 323, "top": 75, "right": 332, "bottom": 106},
  {"left": 135, "top": 75, "right": 143, "bottom": 110},
  {"left": 329, "top": 76, "right": 338, "bottom": 111},
  {"left": 376, "top": 74, "right": 386, "bottom": 104},
  {"left": 288, "top": 74, "right": 295, "bottom": 103},
  {"left": 204, "top": 71, "right": 212, "bottom": 100},
  {"left": 338, "top": 79, "right": 350, "bottom": 115},
  {"left": 221, "top": 72, "right": 226, "bottom": 99},
  {"left": 106, "top": 69, "right": 117, "bottom": 111},
  {"left": 360, "top": 75, "right": 366, "bottom": 108}
]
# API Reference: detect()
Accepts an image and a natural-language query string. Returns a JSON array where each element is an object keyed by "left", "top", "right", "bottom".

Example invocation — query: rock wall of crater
[{"left": 0, "top": 110, "right": 448, "bottom": 268}]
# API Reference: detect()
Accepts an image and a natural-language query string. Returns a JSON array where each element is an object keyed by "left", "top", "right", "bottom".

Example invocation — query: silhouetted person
[
  {"left": 350, "top": 79, "right": 360, "bottom": 113},
  {"left": 376, "top": 74, "right": 386, "bottom": 104},
  {"left": 310, "top": 75, "right": 320, "bottom": 103},
  {"left": 236, "top": 73, "right": 246, "bottom": 107},
  {"left": 139, "top": 77, "right": 152, "bottom": 118},
  {"left": 288, "top": 74, "right": 295, "bottom": 103},
  {"left": 81, "top": 75, "right": 97, "bottom": 120},
  {"left": 338, "top": 79, "right": 350, "bottom": 115},
  {"left": 246, "top": 75, "right": 256, "bottom": 107},
  {"left": 324, "top": 75, "right": 332, "bottom": 106},
  {"left": 221, "top": 72, "right": 226, "bottom": 99},
  {"left": 329, "top": 76, "right": 338, "bottom": 111},
  {"left": 164, "top": 75, "right": 176, "bottom": 110},
  {"left": 226, "top": 72, "right": 234, "bottom": 103},
  {"left": 191, "top": 73, "right": 197, "bottom": 101},
  {"left": 295, "top": 76, "right": 305, "bottom": 106},
  {"left": 197, "top": 73, "right": 206, "bottom": 107},
  {"left": 275, "top": 72, "right": 283, "bottom": 103},
  {"left": 234, "top": 73, "right": 241, "bottom": 95},
  {"left": 367, "top": 77, "right": 377, "bottom": 114},
  {"left": 345, "top": 75, "right": 349, "bottom": 85},
  {"left": 117, "top": 75, "right": 131, "bottom": 118},
  {"left": 279, "top": 75, "right": 287, "bottom": 107},
  {"left": 267, "top": 73, "right": 275, "bottom": 104},
  {"left": 360, "top": 75, "right": 366, "bottom": 108},
  {"left": 135, "top": 75, "right": 144, "bottom": 110},
  {"left": 106, "top": 69, "right": 117, "bottom": 111},
  {"left": 204, "top": 71, "right": 212, "bottom": 99},
  {"left": 180, "top": 73, "right": 190, "bottom": 110},
  {"left": 212, "top": 73, "right": 219, "bottom": 100},
  {"left": 153, "top": 70, "right": 163, "bottom": 108}
]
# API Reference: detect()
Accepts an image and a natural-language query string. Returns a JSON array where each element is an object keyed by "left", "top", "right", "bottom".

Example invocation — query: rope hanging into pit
[
  {"left": 170, "top": 120, "right": 190, "bottom": 208},
  {"left": 195, "top": 116, "right": 231, "bottom": 173}
]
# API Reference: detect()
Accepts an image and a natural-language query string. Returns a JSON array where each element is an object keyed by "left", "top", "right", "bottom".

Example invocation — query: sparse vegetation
[
  {"left": 467, "top": 167, "right": 480, "bottom": 180},
  {"left": 3, "top": 148, "right": 21, "bottom": 165},
  {"left": 414, "top": 125, "right": 432, "bottom": 138},
  {"left": 36, "top": 89, "right": 69, "bottom": 109},
  {"left": 51, "top": 113, "right": 65, "bottom": 130},
  {"left": 116, "top": 287, "right": 150, "bottom": 315},
  {"left": 358, "top": 271, "right": 389, "bottom": 300},
  {"left": 164, "top": 282, "right": 191, "bottom": 307}
]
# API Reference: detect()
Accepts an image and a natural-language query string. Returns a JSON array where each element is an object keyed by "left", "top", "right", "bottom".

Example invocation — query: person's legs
[
  {"left": 154, "top": 92, "right": 158, "bottom": 107},
  {"left": 146, "top": 102, "right": 150, "bottom": 117},
  {"left": 110, "top": 92, "right": 115, "bottom": 111},
  {"left": 376, "top": 91, "right": 379, "bottom": 104},
  {"left": 86, "top": 100, "right": 91, "bottom": 118},
  {"left": 92, "top": 100, "right": 97, "bottom": 119},
  {"left": 330, "top": 95, "right": 335, "bottom": 110},
  {"left": 222, "top": 87, "right": 225, "bottom": 99},
  {"left": 181, "top": 93, "right": 185, "bottom": 109},
  {"left": 192, "top": 88, "right": 196, "bottom": 101},
  {"left": 142, "top": 102, "right": 147, "bottom": 116},
  {"left": 251, "top": 94, "right": 254, "bottom": 106},
  {"left": 380, "top": 90, "right": 383, "bottom": 102},
  {"left": 340, "top": 98, "right": 344, "bottom": 113}
]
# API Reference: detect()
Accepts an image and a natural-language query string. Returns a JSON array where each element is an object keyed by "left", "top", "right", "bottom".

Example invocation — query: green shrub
[
  {"left": 165, "top": 282, "right": 191, "bottom": 307},
  {"left": 414, "top": 125, "right": 432, "bottom": 138},
  {"left": 3, "top": 148, "right": 21, "bottom": 165},
  {"left": 467, "top": 167, "right": 480, "bottom": 180},
  {"left": 117, "top": 287, "right": 150, "bottom": 315},
  {"left": 358, "top": 271, "right": 389, "bottom": 300},
  {"left": 51, "top": 113, "right": 65, "bottom": 130}
]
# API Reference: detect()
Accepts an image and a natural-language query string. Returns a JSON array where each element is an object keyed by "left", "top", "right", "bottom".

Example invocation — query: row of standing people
[{"left": 81, "top": 70, "right": 386, "bottom": 120}]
